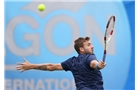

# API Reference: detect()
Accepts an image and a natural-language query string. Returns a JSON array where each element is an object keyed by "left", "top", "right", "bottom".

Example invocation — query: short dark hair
[{"left": 74, "top": 37, "right": 90, "bottom": 54}]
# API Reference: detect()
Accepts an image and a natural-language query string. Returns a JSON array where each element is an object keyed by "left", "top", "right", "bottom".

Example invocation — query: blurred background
[{"left": 4, "top": 0, "right": 135, "bottom": 90}]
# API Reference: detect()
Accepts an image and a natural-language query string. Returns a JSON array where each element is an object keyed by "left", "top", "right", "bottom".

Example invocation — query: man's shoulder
[
  {"left": 85, "top": 54, "right": 97, "bottom": 61},
  {"left": 79, "top": 54, "right": 95, "bottom": 56},
  {"left": 82, "top": 54, "right": 96, "bottom": 57},
  {"left": 66, "top": 56, "right": 77, "bottom": 61}
]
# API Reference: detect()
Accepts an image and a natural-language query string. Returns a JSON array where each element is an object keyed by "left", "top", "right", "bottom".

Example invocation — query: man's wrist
[{"left": 96, "top": 63, "right": 101, "bottom": 70}]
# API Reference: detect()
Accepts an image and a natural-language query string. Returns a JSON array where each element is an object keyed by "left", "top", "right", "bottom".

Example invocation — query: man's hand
[
  {"left": 98, "top": 60, "right": 106, "bottom": 69},
  {"left": 16, "top": 58, "right": 31, "bottom": 73}
]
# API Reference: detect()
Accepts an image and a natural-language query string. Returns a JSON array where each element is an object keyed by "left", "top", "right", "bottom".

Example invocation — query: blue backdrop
[{"left": 4, "top": 0, "right": 135, "bottom": 90}]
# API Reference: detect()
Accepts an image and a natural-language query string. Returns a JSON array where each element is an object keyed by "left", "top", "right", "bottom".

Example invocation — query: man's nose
[{"left": 91, "top": 45, "right": 94, "bottom": 48}]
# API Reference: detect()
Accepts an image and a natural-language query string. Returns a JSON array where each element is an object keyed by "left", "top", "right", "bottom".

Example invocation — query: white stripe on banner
[{"left": 5, "top": 65, "right": 17, "bottom": 71}]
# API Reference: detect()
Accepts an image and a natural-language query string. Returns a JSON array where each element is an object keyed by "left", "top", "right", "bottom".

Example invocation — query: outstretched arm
[{"left": 16, "top": 58, "right": 63, "bottom": 73}]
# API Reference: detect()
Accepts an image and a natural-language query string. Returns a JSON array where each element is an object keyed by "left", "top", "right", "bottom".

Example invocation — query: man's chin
[{"left": 90, "top": 52, "right": 93, "bottom": 54}]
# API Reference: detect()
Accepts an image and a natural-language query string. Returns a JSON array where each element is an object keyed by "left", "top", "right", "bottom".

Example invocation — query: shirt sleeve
[
  {"left": 61, "top": 58, "right": 72, "bottom": 71},
  {"left": 86, "top": 54, "right": 98, "bottom": 66}
]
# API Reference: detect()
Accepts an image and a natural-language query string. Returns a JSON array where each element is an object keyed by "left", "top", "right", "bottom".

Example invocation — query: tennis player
[{"left": 16, "top": 36, "right": 106, "bottom": 90}]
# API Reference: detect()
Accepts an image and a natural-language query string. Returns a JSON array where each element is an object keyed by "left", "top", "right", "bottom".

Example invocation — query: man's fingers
[
  {"left": 98, "top": 60, "right": 106, "bottom": 69},
  {"left": 23, "top": 58, "right": 27, "bottom": 62},
  {"left": 100, "top": 60, "right": 104, "bottom": 64},
  {"left": 17, "top": 62, "right": 24, "bottom": 65},
  {"left": 20, "top": 69, "right": 24, "bottom": 73},
  {"left": 16, "top": 66, "right": 22, "bottom": 70},
  {"left": 16, "top": 67, "right": 19, "bottom": 70},
  {"left": 16, "top": 66, "right": 25, "bottom": 73},
  {"left": 23, "top": 58, "right": 30, "bottom": 63},
  {"left": 99, "top": 60, "right": 106, "bottom": 65}
]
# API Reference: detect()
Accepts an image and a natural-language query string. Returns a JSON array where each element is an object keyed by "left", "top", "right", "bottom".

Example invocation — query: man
[{"left": 16, "top": 36, "right": 106, "bottom": 90}]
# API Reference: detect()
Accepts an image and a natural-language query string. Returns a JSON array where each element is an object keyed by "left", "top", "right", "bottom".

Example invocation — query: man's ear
[{"left": 79, "top": 47, "right": 84, "bottom": 52}]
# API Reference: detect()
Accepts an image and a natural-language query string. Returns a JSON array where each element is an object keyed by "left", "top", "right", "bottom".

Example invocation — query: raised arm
[
  {"left": 16, "top": 58, "right": 63, "bottom": 73},
  {"left": 90, "top": 60, "right": 106, "bottom": 70}
]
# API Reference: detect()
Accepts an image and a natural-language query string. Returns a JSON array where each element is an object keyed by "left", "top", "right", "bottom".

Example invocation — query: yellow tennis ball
[{"left": 38, "top": 4, "right": 45, "bottom": 11}]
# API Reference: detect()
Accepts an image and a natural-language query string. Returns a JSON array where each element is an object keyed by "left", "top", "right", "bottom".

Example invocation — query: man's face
[{"left": 81, "top": 40, "right": 94, "bottom": 54}]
